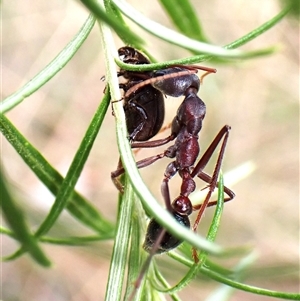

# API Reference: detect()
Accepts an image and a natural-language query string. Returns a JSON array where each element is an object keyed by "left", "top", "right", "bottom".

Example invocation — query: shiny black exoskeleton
[
  {"left": 118, "top": 47, "right": 165, "bottom": 141},
  {"left": 143, "top": 211, "right": 190, "bottom": 253},
  {"left": 114, "top": 50, "right": 234, "bottom": 256}
]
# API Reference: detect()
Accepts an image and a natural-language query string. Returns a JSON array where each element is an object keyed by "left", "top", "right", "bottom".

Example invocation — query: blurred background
[{"left": 2, "top": 0, "right": 299, "bottom": 300}]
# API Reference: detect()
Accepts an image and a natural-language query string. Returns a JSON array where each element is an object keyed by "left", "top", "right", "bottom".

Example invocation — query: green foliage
[{"left": 1, "top": 1, "right": 298, "bottom": 301}]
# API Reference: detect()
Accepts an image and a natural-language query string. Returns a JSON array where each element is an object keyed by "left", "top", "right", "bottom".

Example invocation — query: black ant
[
  {"left": 112, "top": 48, "right": 235, "bottom": 298},
  {"left": 115, "top": 66, "right": 235, "bottom": 254}
]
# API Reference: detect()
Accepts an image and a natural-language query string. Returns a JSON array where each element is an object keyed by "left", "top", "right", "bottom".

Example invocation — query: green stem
[
  {"left": 201, "top": 267, "right": 300, "bottom": 300},
  {"left": 112, "top": 0, "right": 280, "bottom": 58},
  {"left": 113, "top": 4, "right": 290, "bottom": 72}
]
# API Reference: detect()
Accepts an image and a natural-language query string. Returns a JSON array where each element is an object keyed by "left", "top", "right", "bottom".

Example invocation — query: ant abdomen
[
  {"left": 124, "top": 87, "right": 165, "bottom": 141},
  {"left": 152, "top": 67, "right": 200, "bottom": 97},
  {"left": 143, "top": 211, "right": 190, "bottom": 254},
  {"left": 117, "top": 46, "right": 166, "bottom": 142}
]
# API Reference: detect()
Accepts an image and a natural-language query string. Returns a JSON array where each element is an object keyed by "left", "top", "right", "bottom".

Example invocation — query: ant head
[
  {"left": 118, "top": 46, "right": 150, "bottom": 65},
  {"left": 172, "top": 195, "right": 193, "bottom": 216},
  {"left": 143, "top": 211, "right": 191, "bottom": 254}
]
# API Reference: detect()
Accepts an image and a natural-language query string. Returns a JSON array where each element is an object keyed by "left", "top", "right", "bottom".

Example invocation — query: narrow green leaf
[
  {"left": 167, "top": 250, "right": 193, "bottom": 268},
  {"left": 0, "top": 103, "right": 114, "bottom": 237},
  {"left": 279, "top": 0, "right": 299, "bottom": 17},
  {"left": 224, "top": 4, "right": 292, "bottom": 50},
  {"left": 0, "top": 226, "right": 14, "bottom": 237},
  {"left": 166, "top": 249, "right": 300, "bottom": 300},
  {"left": 0, "top": 170, "right": 51, "bottom": 266},
  {"left": 66, "top": 194, "right": 114, "bottom": 234},
  {"left": 159, "top": 0, "right": 209, "bottom": 42},
  {"left": 104, "top": 177, "right": 134, "bottom": 301},
  {"left": 201, "top": 266, "right": 300, "bottom": 300},
  {"left": 204, "top": 173, "right": 225, "bottom": 241},
  {"left": 104, "top": 0, "right": 146, "bottom": 49},
  {"left": 39, "top": 234, "right": 113, "bottom": 245},
  {"left": 80, "top": 0, "right": 143, "bottom": 45},
  {"left": 112, "top": 0, "right": 276, "bottom": 58},
  {"left": 152, "top": 264, "right": 181, "bottom": 301},
  {"left": 124, "top": 214, "right": 141, "bottom": 299},
  {"left": 1, "top": 227, "right": 113, "bottom": 246},
  {"left": 123, "top": 194, "right": 148, "bottom": 300},
  {"left": 114, "top": 5, "right": 291, "bottom": 73},
  {"left": 204, "top": 252, "right": 258, "bottom": 301},
  {"left": 1, "top": 14, "right": 96, "bottom": 113},
  {"left": 35, "top": 89, "right": 111, "bottom": 237},
  {"left": 1, "top": 91, "right": 112, "bottom": 260}
]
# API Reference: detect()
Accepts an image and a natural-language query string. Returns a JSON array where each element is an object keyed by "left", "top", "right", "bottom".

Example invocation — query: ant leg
[
  {"left": 161, "top": 161, "right": 179, "bottom": 211},
  {"left": 111, "top": 152, "right": 168, "bottom": 193},
  {"left": 193, "top": 171, "right": 235, "bottom": 210},
  {"left": 111, "top": 158, "right": 125, "bottom": 192},
  {"left": 191, "top": 125, "right": 231, "bottom": 178},
  {"left": 111, "top": 134, "right": 176, "bottom": 192},
  {"left": 131, "top": 133, "right": 175, "bottom": 149},
  {"left": 193, "top": 171, "right": 235, "bottom": 209},
  {"left": 130, "top": 124, "right": 174, "bottom": 150},
  {"left": 192, "top": 125, "right": 230, "bottom": 229},
  {"left": 190, "top": 126, "right": 231, "bottom": 262},
  {"left": 200, "top": 71, "right": 214, "bottom": 83},
  {"left": 129, "top": 125, "right": 173, "bottom": 160},
  {"left": 111, "top": 152, "right": 166, "bottom": 190}
]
